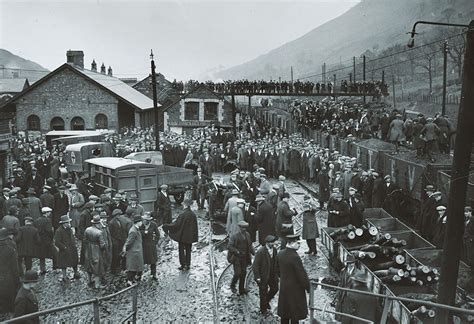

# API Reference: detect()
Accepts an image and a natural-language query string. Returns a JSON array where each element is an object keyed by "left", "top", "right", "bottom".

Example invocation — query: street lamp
[{"left": 406, "top": 21, "right": 469, "bottom": 115}]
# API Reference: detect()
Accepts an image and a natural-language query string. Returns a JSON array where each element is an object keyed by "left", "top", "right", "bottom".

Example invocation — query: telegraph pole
[
  {"left": 392, "top": 74, "right": 396, "bottom": 109},
  {"left": 150, "top": 50, "right": 159, "bottom": 150},
  {"left": 436, "top": 21, "right": 474, "bottom": 323},
  {"left": 353, "top": 56, "right": 356, "bottom": 83},
  {"left": 290, "top": 66, "right": 294, "bottom": 85},
  {"left": 442, "top": 41, "right": 448, "bottom": 116},
  {"left": 362, "top": 55, "right": 366, "bottom": 103}
]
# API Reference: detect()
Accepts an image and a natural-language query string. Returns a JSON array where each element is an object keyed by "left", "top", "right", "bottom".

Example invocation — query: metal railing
[
  {"left": 309, "top": 280, "right": 474, "bottom": 323},
  {"left": 5, "top": 283, "right": 139, "bottom": 324}
]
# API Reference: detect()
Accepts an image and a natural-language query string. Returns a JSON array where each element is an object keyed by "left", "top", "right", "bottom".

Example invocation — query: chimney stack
[
  {"left": 91, "top": 59, "right": 97, "bottom": 72},
  {"left": 100, "top": 63, "right": 106, "bottom": 74},
  {"left": 107, "top": 66, "right": 113, "bottom": 77},
  {"left": 66, "top": 50, "right": 84, "bottom": 69}
]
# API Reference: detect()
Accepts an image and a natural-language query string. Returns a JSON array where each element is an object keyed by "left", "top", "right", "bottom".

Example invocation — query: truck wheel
[{"left": 174, "top": 193, "right": 184, "bottom": 205}]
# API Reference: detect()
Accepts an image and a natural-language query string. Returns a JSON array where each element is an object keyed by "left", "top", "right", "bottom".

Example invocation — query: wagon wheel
[{"left": 174, "top": 192, "right": 184, "bottom": 205}]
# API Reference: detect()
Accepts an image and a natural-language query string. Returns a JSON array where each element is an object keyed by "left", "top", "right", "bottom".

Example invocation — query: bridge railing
[
  {"left": 309, "top": 279, "right": 474, "bottom": 323},
  {"left": 5, "top": 283, "right": 139, "bottom": 324}
]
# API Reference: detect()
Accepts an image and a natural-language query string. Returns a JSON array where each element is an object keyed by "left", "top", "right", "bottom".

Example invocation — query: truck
[
  {"left": 85, "top": 157, "right": 194, "bottom": 210},
  {"left": 64, "top": 142, "right": 114, "bottom": 172}
]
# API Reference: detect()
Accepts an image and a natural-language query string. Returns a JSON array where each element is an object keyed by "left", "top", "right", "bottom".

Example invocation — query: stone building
[
  {"left": 0, "top": 112, "right": 13, "bottom": 187},
  {"left": 1, "top": 50, "right": 157, "bottom": 132},
  {"left": 163, "top": 85, "right": 233, "bottom": 135}
]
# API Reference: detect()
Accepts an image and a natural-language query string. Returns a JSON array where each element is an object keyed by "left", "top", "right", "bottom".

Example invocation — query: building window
[
  {"left": 27, "top": 115, "right": 40, "bottom": 131},
  {"left": 184, "top": 101, "right": 199, "bottom": 120},
  {"left": 204, "top": 102, "right": 218, "bottom": 121},
  {"left": 95, "top": 114, "right": 108, "bottom": 129},
  {"left": 71, "top": 116, "right": 85, "bottom": 130},
  {"left": 50, "top": 117, "right": 65, "bottom": 131}
]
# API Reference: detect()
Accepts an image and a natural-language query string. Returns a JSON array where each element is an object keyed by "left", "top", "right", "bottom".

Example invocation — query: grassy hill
[
  {"left": 0, "top": 49, "right": 49, "bottom": 83},
  {"left": 216, "top": 0, "right": 473, "bottom": 82}
]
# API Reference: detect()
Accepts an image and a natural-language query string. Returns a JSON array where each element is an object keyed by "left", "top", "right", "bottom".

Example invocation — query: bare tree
[{"left": 447, "top": 34, "right": 466, "bottom": 82}]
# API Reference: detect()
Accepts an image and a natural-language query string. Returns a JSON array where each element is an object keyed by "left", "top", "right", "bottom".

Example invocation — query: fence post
[
  {"left": 309, "top": 282, "right": 315, "bottom": 323},
  {"left": 132, "top": 284, "right": 138, "bottom": 324},
  {"left": 93, "top": 299, "right": 100, "bottom": 324}
]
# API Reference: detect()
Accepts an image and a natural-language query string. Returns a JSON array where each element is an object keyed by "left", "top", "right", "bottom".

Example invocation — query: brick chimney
[
  {"left": 66, "top": 50, "right": 84, "bottom": 69},
  {"left": 107, "top": 66, "right": 113, "bottom": 77},
  {"left": 91, "top": 59, "right": 97, "bottom": 72},
  {"left": 100, "top": 63, "right": 106, "bottom": 74}
]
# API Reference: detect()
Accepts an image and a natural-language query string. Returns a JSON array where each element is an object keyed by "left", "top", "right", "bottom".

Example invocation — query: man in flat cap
[
  {"left": 463, "top": 207, "right": 474, "bottom": 267},
  {"left": 109, "top": 209, "right": 133, "bottom": 274},
  {"left": 421, "top": 191, "right": 443, "bottom": 240},
  {"left": 253, "top": 235, "right": 279, "bottom": 315},
  {"left": 433, "top": 205, "right": 447, "bottom": 248},
  {"left": 276, "top": 193, "right": 297, "bottom": 249},
  {"left": 228, "top": 220, "right": 255, "bottom": 295},
  {"left": 52, "top": 185, "right": 69, "bottom": 230},
  {"left": 34, "top": 207, "right": 55, "bottom": 275},
  {"left": 14, "top": 270, "right": 39, "bottom": 322},
  {"left": 277, "top": 234, "right": 309, "bottom": 324}
]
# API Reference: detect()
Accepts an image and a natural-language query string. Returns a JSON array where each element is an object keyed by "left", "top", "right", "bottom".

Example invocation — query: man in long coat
[
  {"left": 83, "top": 215, "right": 107, "bottom": 289},
  {"left": 14, "top": 270, "right": 39, "bottom": 323},
  {"left": 228, "top": 220, "right": 255, "bottom": 295},
  {"left": 228, "top": 199, "right": 245, "bottom": 236},
  {"left": 163, "top": 198, "right": 198, "bottom": 271},
  {"left": 123, "top": 215, "right": 144, "bottom": 286},
  {"left": 109, "top": 209, "right": 132, "bottom": 274},
  {"left": 155, "top": 184, "right": 172, "bottom": 234},
  {"left": 15, "top": 216, "right": 41, "bottom": 276},
  {"left": 25, "top": 188, "right": 42, "bottom": 220},
  {"left": 463, "top": 207, "right": 474, "bottom": 267},
  {"left": 256, "top": 195, "right": 276, "bottom": 246},
  {"left": 140, "top": 212, "right": 160, "bottom": 280},
  {"left": 54, "top": 215, "right": 80, "bottom": 282},
  {"left": 318, "top": 165, "right": 330, "bottom": 210},
  {"left": 53, "top": 185, "right": 69, "bottom": 230},
  {"left": 69, "top": 185, "right": 85, "bottom": 231},
  {"left": 225, "top": 190, "right": 240, "bottom": 235},
  {"left": 0, "top": 228, "right": 20, "bottom": 313},
  {"left": 34, "top": 207, "right": 54, "bottom": 275},
  {"left": 253, "top": 235, "right": 279, "bottom": 315},
  {"left": 276, "top": 193, "right": 297, "bottom": 249},
  {"left": 302, "top": 202, "right": 319, "bottom": 255},
  {"left": 277, "top": 234, "right": 309, "bottom": 323}
]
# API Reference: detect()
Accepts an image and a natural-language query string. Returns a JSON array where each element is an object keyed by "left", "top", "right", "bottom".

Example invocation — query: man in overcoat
[
  {"left": 52, "top": 185, "right": 69, "bottom": 230},
  {"left": 123, "top": 215, "right": 144, "bottom": 286},
  {"left": 25, "top": 188, "right": 42, "bottom": 221},
  {"left": 277, "top": 234, "right": 309, "bottom": 323},
  {"left": 276, "top": 193, "right": 297, "bottom": 249},
  {"left": 256, "top": 195, "right": 276, "bottom": 246},
  {"left": 83, "top": 215, "right": 107, "bottom": 288},
  {"left": 163, "top": 198, "right": 198, "bottom": 271},
  {"left": 463, "top": 207, "right": 474, "bottom": 267},
  {"left": 155, "top": 184, "right": 172, "bottom": 234},
  {"left": 253, "top": 235, "right": 279, "bottom": 315},
  {"left": 140, "top": 212, "right": 160, "bottom": 280},
  {"left": 14, "top": 270, "right": 39, "bottom": 323},
  {"left": 0, "top": 228, "right": 20, "bottom": 313},
  {"left": 228, "top": 220, "right": 255, "bottom": 295},
  {"left": 15, "top": 216, "right": 41, "bottom": 276},
  {"left": 109, "top": 209, "right": 132, "bottom": 274},
  {"left": 34, "top": 207, "right": 54, "bottom": 275},
  {"left": 302, "top": 202, "right": 319, "bottom": 255},
  {"left": 54, "top": 215, "right": 80, "bottom": 282}
]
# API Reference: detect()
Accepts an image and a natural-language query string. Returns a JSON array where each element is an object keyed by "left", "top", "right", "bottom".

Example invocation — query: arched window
[
  {"left": 50, "top": 117, "right": 65, "bottom": 131},
  {"left": 27, "top": 115, "right": 40, "bottom": 131},
  {"left": 71, "top": 116, "right": 85, "bottom": 130},
  {"left": 95, "top": 114, "right": 108, "bottom": 129}
]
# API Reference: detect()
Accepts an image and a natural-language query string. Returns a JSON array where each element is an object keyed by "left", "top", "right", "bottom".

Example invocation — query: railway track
[{"left": 208, "top": 181, "right": 311, "bottom": 322}]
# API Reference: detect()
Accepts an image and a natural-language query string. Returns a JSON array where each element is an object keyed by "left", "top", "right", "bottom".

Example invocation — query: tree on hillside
[{"left": 446, "top": 33, "right": 466, "bottom": 83}]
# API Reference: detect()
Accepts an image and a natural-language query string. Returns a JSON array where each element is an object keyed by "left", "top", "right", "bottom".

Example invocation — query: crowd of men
[
  {"left": 171, "top": 79, "right": 388, "bottom": 96},
  {"left": 0, "top": 103, "right": 469, "bottom": 321},
  {"left": 290, "top": 100, "right": 454, "bottom": 160}
]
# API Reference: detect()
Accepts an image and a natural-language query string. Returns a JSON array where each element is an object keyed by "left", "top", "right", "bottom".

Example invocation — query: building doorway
[
  {"left": 71, "top": 116, "right": 85, "bottom": 130},
  {"left": 50, "top": 117, "right": 65, "bottom": 130}
]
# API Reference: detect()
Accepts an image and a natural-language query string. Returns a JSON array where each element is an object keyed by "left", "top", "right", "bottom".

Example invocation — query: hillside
[
  {"left": 0, "top": 49, "right": 49, "bottom": 83},
  {"left": 215, "top": 0, "right": 473, "bottom": 81}
]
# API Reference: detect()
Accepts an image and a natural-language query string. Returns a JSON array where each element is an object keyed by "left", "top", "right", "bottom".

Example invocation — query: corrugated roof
[
  {"left": 0, "top": 78, "right": 28, "bottom": 93},
  {"left": 73, "top": 66, "right": 156, "bottom": 111}
]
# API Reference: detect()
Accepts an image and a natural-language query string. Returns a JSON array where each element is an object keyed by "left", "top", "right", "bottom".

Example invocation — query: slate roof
[
  {"left": 2, "top": 64, "right": 157, "bottom": 111},
  {"left": 0, "top": 78, "right": 29, "bottom": 93}
]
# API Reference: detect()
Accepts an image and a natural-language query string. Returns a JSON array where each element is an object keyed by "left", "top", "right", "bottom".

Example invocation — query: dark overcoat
[
  {"left": 0, "top": 240, "right": 20, "bottom": 313},
  {"left": 14, "top": 286, "right": 39, "bottom": 324},
  {"left": 15, "top": 224, "right": 41, "bottom": 257},
  {"left": 54, "top": 225, "right": 79, "bottom": 269},
  {"left": 302, "top": 209, "right": 319, "bottom": 240},
  {"left": 53, "top": 193, "right": 69, "bottom": 229},
  {"left": 256, "top": 201, "right": 276, "bottom": 246},
  {"left": 253, "top": 245, "right": 278, "bottom": 286},
  {"left": 33, "top": 216, "right": 54, "bottom": 259},
  {"left": 277, "top": 248, "right": 309, "bottom": 321},
  {"left": 165, "top": 208, "right": 198, "bottom": 244},
  {"left": 318, "top": 171, "right": 330, "bottom": 203},
  {"left": 155, "top": 192, "right": 172, "bottom": 226},
  {"left": 124, "top": 225, "right": 144, "bottom": 272},
  {"left": 141, "top": 221, "right": 160, "bottom": 264}
]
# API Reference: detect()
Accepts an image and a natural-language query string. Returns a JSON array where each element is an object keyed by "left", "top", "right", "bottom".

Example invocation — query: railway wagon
[
  {"left": 437, "top": 169, "right": 474, "bottom": 205},
  {"left": 321, "top": 208, "right": 473, "bottom": 323},
  {"left": 352, "top": 139, "right": 397, "bottom": 171}
]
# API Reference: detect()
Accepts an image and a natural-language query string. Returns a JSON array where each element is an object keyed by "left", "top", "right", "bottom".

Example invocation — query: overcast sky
[{"left": 0, "top": 0, "right": 359, "bottom": 81}]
